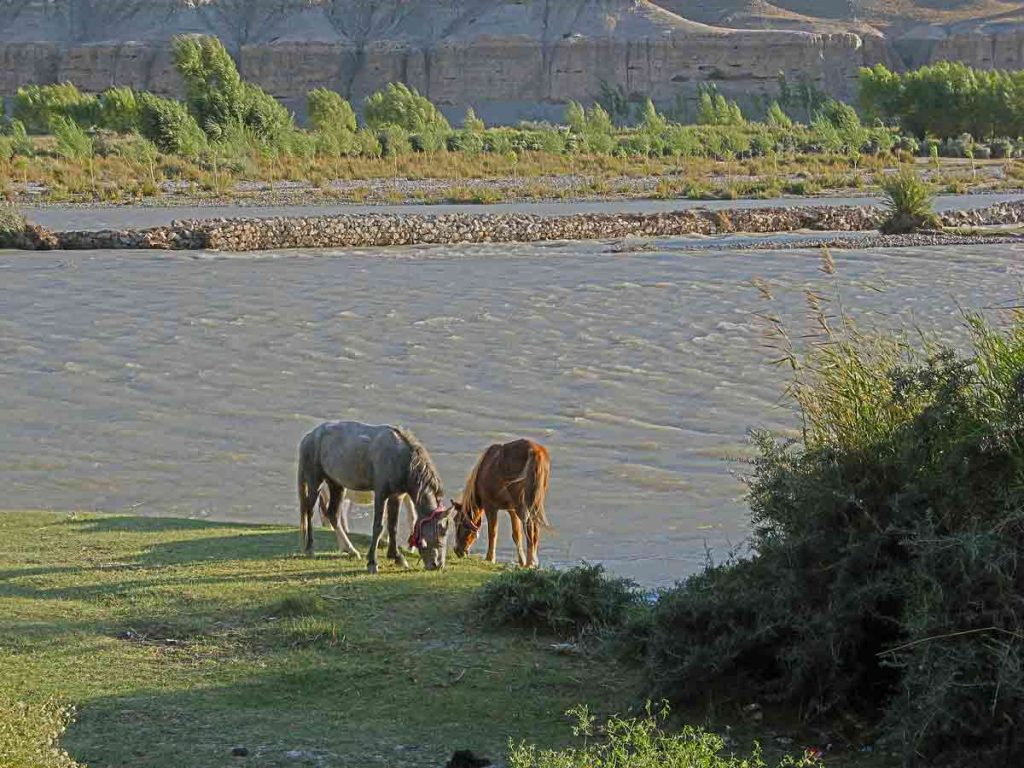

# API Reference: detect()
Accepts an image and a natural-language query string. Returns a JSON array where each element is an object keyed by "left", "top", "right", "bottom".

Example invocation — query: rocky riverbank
[{"left": 4, "top": 200, "right": 1024, "bottom": 252}]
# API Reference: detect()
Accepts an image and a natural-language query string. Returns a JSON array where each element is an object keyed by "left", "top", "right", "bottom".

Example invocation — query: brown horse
[{"left": 453, "top": 439, "right": 550, "bottom": 567}]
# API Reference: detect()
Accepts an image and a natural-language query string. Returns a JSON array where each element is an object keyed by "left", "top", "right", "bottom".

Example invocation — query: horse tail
[
  {"left": 297, "top": 429, "right": 322, "bottom": 520},
  {"left": 523, "top": 442, "right": 551, "bottom": 529}
]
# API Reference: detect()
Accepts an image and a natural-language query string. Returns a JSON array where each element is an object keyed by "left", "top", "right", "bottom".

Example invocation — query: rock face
[{"left": 0, "top": 0, "right": 1021, "bottom": 122}]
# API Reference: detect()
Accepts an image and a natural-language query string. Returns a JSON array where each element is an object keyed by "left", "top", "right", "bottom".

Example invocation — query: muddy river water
[{"left": 3, "top": 207, "right": 1024, "bottom": 584}]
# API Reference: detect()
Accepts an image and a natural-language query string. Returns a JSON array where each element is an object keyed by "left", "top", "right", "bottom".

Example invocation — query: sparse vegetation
[
  {"left": 0, "top": 698, "right": 82, "bottom": 768},
  {"left": 508, "top": 703, "right": 819, "bottom": 768},
  {"left": 473, "top": 563, "right": 642, "bottom": 640}
]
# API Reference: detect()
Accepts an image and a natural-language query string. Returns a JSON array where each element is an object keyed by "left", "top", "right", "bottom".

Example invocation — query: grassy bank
[
  {"left": 0, "top": 511, "right": 642, "bottom": 767},
  {"left": 1, "top": 141, "right": 1018, "bottom": 207}
]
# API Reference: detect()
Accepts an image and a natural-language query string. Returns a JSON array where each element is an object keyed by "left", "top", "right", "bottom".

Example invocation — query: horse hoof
[
  {"left": 347, "top": 549, "right": 362, "bottom": 558},
  {"left": 396, "top": 556, "right": 410, "bottom": 569},
  {"left": 367, "top": 562, "right": 378, "bottom": 575}
]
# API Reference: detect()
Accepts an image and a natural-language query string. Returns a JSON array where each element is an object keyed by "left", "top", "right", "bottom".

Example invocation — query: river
[{"left": 2, "top": 208, "right": 1024, "bottom": 584}]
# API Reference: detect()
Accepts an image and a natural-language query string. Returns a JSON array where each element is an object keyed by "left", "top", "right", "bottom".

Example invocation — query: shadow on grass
[
  {"left": 60, "top": 641, "right": 555, "bottom": 768},
  {"left": 65, "top": 515, "right": 362, "bottom": 566}
]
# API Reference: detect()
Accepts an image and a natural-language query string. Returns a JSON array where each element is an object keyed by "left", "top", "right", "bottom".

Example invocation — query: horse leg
[
  {"left": 402, "top": 494, "right": 417, "bottom": 552},
  {"left": 366, "top": 491, "right": 387, "bottom": 575},
  {"left": 325, "top": 480, "right": 360, "bottom": 557},
  {"left": 518, "top": 506, "right": 536, "bottom": 568},
  {"left": 386, "top": 496, "right": 409, "bottom": 568},
  {"left": 529, "top": 519, "right": 541, "bottom": 568},
  {"left": 485, "top": 507, "right": 499, "bottom": 563},
  {"left": 298, "top": 465, "right": 320, "bottom": 555},
  {"left": 509, "top": 510, "right": 527, "bottom": 567},
  {"left": 339, "top": 490, "right": 353, "bottom": 534}
]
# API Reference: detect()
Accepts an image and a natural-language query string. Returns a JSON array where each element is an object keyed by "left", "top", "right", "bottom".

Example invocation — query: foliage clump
[
  {"left": 364, "top": 82, "right": 450, "bottom": 133},
  {"left": 473, "top": 563, "right": 642, "bottom": 639},
  {"left": 13, "top": 83, "right": 99, "bottom": 134},
  {"left": 0, "top": 205, "right": 26, "bottom": 246},
  {"left": 0, "top": 697, "right": 83, "bottom": 768},
  {"left": 643, "top": 284, "right": 1024, "bottom": 764},
  {"left": 137, "top": 92, "right": 207, "bottom": 157},
  {"left": 878, "top": 168, "right": 939, "bottom": 233},
  {"left": 172, "top": 35, "right": 294, "bottom": 148},
  {"left": 508, "top": 702, "right": 819, "bottom": 768}
]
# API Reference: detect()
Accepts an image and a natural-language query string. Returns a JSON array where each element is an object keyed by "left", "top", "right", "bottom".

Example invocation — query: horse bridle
[{"left": 408, "top": 505, "right": 449, "bottom": 549}]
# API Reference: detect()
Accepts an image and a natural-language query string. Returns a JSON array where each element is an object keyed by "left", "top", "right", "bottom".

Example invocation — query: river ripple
[{"left": 2, "top": 238, "right": 1023, "bottom": 584}]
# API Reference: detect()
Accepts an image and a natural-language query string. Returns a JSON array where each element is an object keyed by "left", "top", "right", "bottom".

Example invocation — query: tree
[
  {"left": 172, "top": 34, "right": 294, "bottom": 147},
  {"left": 364, "top": 82, "right": 450, "bottom": 133},
  {"left": 565, "top": 101, "right": 586, "bottom": 134},
  {"left": 462, "top": 107, "right": 485, "bottom": 133},
  {"left": 307, "top": 88, "right": 357, "bottom": 134},
  {"left": 639, "top": 98, "right": 667, "bottom": 135}
]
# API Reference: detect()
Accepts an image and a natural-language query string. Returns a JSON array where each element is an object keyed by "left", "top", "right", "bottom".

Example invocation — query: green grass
[{"left": 0, "top": 511, "right": 639, "bottom": 767}]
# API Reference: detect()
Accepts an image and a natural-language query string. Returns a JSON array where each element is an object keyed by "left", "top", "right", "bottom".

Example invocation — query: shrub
[
  {"left": 378, "top": 124, "right": 411, "bottom": 157},
  {"left": 137, "top": 92, "right": 207, "bottom": 157},
  {"left": 643, "top": 298, "right": 1024, "bottom": 764},
  {"left": 507, "top": 702, "right": 819, "bottom": 768},
  {"left": 353, "top": 128, "right": 382, "bottom": 158},
  {"left": 50, "top": 116, "right": 93, "bottom": 160},
  {"left": 766, "top": 101, "right": 792, "bottom": 128},
  {"left": 5, "top": 120, "right": 33, "bottom": 157},
  {"left": 173, "top": 35, "right": 294, "bottom": 148},
  {"left": 448, "top": 129, "right": 484, "bottom": 156},
  {"left": 0, "top": 205, "right": 26, "bottom": 244},
  {"left": 990, "top": 137, "right": 1014, "bottom": 159},
  {"left": 462, "top": 107, "right": 485, "bottom": 133},
  {"left": 13, "top": 83, "right": 99, "bottom": 133},
  {"left": 0, "top": 697, "right": 83, "bottom": 768},
  {"left": 473, "top": 563, "right": 642, "bottom": 639},
  {"left": 306, "top": 88, "right": 357, "bottom": 134},
  {"left": 364, "top": 82, "right": 449, "bottom": 133},
  {"left": 879, "top": 168, "right": 939, "bottom": 233},
  {"left": 99, "top": 86, "right": 140, "bottom": 133}
]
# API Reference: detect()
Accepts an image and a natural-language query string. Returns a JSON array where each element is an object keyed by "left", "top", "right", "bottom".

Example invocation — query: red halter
[{"left": 409, "top": 505, "right": 448, "bottom": 549}]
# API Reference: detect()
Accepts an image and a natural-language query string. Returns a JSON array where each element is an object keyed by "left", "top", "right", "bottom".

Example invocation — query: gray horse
[{"left": 297, "top": 421, "right": 452, "bottom": 573}]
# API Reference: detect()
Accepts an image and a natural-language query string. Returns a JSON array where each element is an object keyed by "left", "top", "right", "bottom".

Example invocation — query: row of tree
[
  {"left": 859, "top": 61, "right": 1024, "bottom": 140},
  {"left": 10, "top": 34, "right": 1011, "bottom": 164}
]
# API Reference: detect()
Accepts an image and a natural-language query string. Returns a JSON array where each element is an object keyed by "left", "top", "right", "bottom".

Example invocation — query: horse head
[
  {"left": 409, "top": 495, "right": 455, "bottom": 570},
  {"left": 452, "top": 500, "right": 483, "bottom": 558}
]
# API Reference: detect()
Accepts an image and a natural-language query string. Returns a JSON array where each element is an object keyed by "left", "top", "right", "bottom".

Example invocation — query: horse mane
[
  {"left": 460, "top": 448, "right": 490, "bottom": 515},
  {"left": 394, "top": 426, "right": 444, "bottom": 501}
]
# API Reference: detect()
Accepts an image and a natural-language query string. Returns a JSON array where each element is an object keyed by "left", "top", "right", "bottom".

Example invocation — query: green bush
[
  {"left": 0, "top": 205, "right": 26, "bottom": 245},
  {"left": 172, "top": 35, "right": 294, "bottom": 148},
  {"left": 137, "top": 92, "right": 207, "bottom": 157},
  {"left": 13, "top": 83, "right": 99, "bottom": 133},
  {"left": 364, "top": 82, "right": 449, "bottom": 133},
  {"left": 473, "top": 563, "right": 642, "bottom": 639},
  {"left": 50, "top": 116, "right": 93, "bottom": 160},
  {"left": 5, "top": 120, "right": 33, "bottom": 157},
  {"left": 0, "top": 697, "right": 82, "bottom": 768},
  {"left": 306, "top": 88, "right": 357, "bottom": 134},
  {"left": 99, "top": 86, "right": 140, "bottom": 133},
  {"left": 508, "top": 702, "right": 818, "bottom": 768},
  {"left": 643, "top": 302, "right": 1024, "bottom": 764},
  {"left": 462, "top": 107, "right": 485, "bottom": 133},
  {"left": 879, "top": 168, "right": 939, "bottom": 234},
  {"left": 378, "top": 124, "right": 411, "bottom": 157}
]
